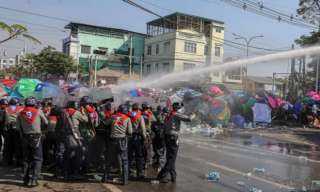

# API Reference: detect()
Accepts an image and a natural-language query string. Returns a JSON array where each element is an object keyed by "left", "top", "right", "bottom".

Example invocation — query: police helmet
[
  {"left": 132, "top": 103, "right": 139, "bottom": 111},
  {"left": 25, "top": 97, "right": 37, "bottom": 107},
  {"left": 118, "top": 104, "right": 129, "bottom": 114},
  {"left": 172, "top": 102, "right": 182, "bottom": 111},
  {"left": 80, "top": 96, "right": 93, "bottom": 106},
  {"left": 0, "top": 98, "right": 8, "bottom": 106},
  {"left": 9, "top": 97, "right": 19, "bottom": 105},
  {"left": 66, "top": 100, "right": 79, "bottom": 109}
]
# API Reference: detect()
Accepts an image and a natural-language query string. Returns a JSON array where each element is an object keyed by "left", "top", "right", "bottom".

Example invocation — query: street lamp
[{"left": 232, "top": 33, "right": 264, "bottom": 81}]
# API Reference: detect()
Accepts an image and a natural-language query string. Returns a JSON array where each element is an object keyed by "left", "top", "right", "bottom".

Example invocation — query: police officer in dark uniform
[
  {"left": 103, "top": 104, "right": 132, "bottom": 185},
  {"left": 0, "top": 98, "right": 8, "bottom": 162},
  {"left": 17, "top": 97, "right": 48, "bottom": 187},
  {"left": 152, "top": 106, "right": 168, "bottom": 171},
  {"left": 3, "top": 97, "right": 23, "bottom": 166},
  {"left": 61, "top": 100, "right": 88, "bottom": 180},
  {"left": 128, "top": 103, "right": 146, "bottom": 179},
  {"left": 157, "top": 102, "right": 194, "bottom": 183}
]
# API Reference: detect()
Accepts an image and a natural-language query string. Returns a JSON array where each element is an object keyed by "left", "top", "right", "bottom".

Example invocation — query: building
[
  {"left": 244, "top": 76, "right": 283, "bottom": 96},
  {"left": 0, "top": 58, "right": 16, "bottom": 69},
  {"left": 144, "top": 12, "right": 225, "bottom": 82},
  {"left": 63, "top": 22, "right": 146, "bottom": 78}
]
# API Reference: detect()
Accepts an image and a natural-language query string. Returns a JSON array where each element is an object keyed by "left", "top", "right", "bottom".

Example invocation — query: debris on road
[
  {"left": 253, "top": 168, "right": 266, "bottom": 174},
  {"left": 236, "top": 181, "right": 246, "bottom": 187},
  {"left": 249, "top": 187, "right": 263, "bottom": 192},
  {"left": 206, "top": 171, "right": 221, "bottom": 182}
]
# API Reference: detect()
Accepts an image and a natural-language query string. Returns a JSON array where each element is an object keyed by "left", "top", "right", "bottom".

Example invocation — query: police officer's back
[
  {"left": 17, "top": 97, "right": 48, "bottom": 187},
  {"left": 103, "top": 104, "right": 132, "bottom": 185}
]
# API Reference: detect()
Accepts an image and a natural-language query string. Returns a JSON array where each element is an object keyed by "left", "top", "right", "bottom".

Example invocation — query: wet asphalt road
[
  {"left": 1, "top": 132, "right": 320, "bottom": 192},
  {"left": 114, "top": 133, "right": 320, "bottom": 192}
]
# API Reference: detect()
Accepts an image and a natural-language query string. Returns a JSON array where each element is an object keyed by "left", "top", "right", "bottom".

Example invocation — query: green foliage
[
  {"left": 0, "top": 21, "right": 40, "bottom": 44},
  {"left": 32, "top": 46, "right": 77, "bottom": 78},
  {"left": 295, "top": 31, "right": 320, "bottom": 46}
]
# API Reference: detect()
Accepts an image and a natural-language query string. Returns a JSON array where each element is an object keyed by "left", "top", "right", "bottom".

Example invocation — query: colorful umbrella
[
  {"left": 0, "top": 79, "right": 17, "bottom": 88},
  {"left": 14, "top": 78, "right": 42, "bottom": 98}
]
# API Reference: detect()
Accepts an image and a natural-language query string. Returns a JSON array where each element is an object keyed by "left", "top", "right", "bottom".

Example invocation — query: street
[{"left": 1, "top": 130, "right": 319, "bottom": 192}]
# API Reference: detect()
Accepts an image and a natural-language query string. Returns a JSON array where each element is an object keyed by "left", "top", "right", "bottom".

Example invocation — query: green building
[{"left": 63, "top": 22, "right": 145, "bottom": 76}]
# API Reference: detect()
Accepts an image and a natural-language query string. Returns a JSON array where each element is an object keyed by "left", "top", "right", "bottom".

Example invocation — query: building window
[
  {"left": 155, "top": 63, "right": 159, "bottom": 72},
  {"left": 184, "top": 41, "right": 197, "bottom": 53},
  {"left": 156, "top": 44, "right": 159, "bottom": 55},
  {"left": 98, "top": 47, "right": 108, "bottom": 55},
  {"left": 216, "top": 27, "right": 223, "bottom": 33},
  {"left": 147, "top": 45, "right": 152, "bottom": 55},
  {"left": 163, "top": 42, "right": 170, "bottom": 53},
  {"left": 212, "top": 72, "right": 220, "bottom": 77},
  {"left": 183, "top": 63, "right": 195, "bottom": 71},
  {"left": 146, "top": 64, "right": 151, "bottom": 74},
  {"left": 163, "top": 63, "right": 170, "bottom": 72},
  {"left": 81, "top": 45, "right": 91, "bottom": 54},
  {"left": 215, "top": 46, "right": 221, "bottom": 57},
  {"left": 204, "top": 45, "right": 209, "bottom": 55}
]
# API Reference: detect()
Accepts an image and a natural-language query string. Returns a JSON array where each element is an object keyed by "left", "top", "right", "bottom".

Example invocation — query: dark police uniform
[{"left": 157, "top": 110, "right": 193, "bottom": 182}]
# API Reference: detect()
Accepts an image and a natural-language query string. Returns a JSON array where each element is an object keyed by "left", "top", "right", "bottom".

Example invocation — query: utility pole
[
  {"left": 233, "top": 33, "right": 264, "bottom": 82},
  {"left": 94, "top": 55, "right": 98, "bottom": 87},
  {"left": 129, "top": 33, "right": 133, "bottom": 77},
  {"left": 140, "top": 56, "right": 143, "bottom": 80},
  {"left": 316, "top": 56, "right": 319, "bottom": 92}
]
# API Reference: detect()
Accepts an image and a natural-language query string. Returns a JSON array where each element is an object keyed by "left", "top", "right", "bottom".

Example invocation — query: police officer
[
  {"left": 79, "top": 96, "right": 98, "bottom": 167},
  {"left": 61, "top": 101, "right": 88, "bottom": 180},
  {"left": 103, "top": 104, "right": 132, "bottom": 185},
  {"left": 0, "top": 98, "right": 8, "bottom": 161},
  {"left": 141, "top": 102, "right": 155, "bottom": 167},
  {"left": 17, "top": 97, "right": 48, "bottom": 187},
  {"left": 157, "top": 102, "right": 194, "bottom": 183},
  {"left": 128, "top": 103, "right": 146, "bottom": 179},
  {"left": 42, "top": 98, "right": 57, "bottom": 166},
  {"left": 151, "top": 106, "right": 167, "bottom": 170},
  {"left": 3, "top": 97, "right": 23, "bottom": 166}
]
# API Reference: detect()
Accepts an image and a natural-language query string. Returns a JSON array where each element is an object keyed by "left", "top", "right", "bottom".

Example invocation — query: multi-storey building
[
  {"left": 144, "top": 12, "right": 225, "bottom": 82},
  {"left": 63, "top": 22, "right": 146, "bottom": 76}
]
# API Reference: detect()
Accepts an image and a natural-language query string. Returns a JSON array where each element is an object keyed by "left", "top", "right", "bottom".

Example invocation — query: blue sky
[{"left": 0, "top": 0, "right": 313, "bottom": 76}]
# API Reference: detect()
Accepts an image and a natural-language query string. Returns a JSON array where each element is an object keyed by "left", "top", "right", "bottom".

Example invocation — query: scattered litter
[
  {"left": 249, "top": 187, "right": 263, "bottom": 192},
  {"left": 206, "top": 171, "right": 220, "bottom": 182},
  {"left": 298, "top": 156, "right": 308, "bottom": 162},
  {"left": 244, "top": 172, "right": 252, "bottom": 179},
  {"left": 93, "top": 174, "right": 102, "bottom": 181},
  {"left": 253, "top": 168, "right": 266, "bottom": 174},
  {"left": 236, "top": 181, "right": 245, "bottom": 187},
  {"left": 301, "top": 186, "right": 307, "bottom": 192},
  {"left": 150, "top": 180, "right": 160, "bottom": 184}
]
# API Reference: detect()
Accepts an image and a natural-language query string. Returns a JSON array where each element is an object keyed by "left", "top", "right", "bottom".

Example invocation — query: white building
[
  {"left": 0, "top": 58, "right": 16, "bottom": 69},
  {"left": 144, "top": 12, "right": 225, "bottom": 82}
]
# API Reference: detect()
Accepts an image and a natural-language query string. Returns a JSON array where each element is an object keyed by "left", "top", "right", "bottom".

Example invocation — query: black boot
[{"left": 29, "top": 179, "right": 39, "bottom": 187}]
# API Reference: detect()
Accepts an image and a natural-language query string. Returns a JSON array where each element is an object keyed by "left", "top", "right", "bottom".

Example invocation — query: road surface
[{"left": 1, "top": 131, "right": 320, "bottom": 192}]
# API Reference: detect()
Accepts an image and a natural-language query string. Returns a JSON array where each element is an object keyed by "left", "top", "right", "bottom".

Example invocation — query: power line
[
  {"left": 0, "top": 15, "right": 67, "bottom": 32},
  {"left": 130, "top": 0, "right": 289, "bottom": 52},
  {"left": 0, "top": 5, "right": 71, "bottom": 22},
  {"left": 209, "top": 0, "right": 318, "bottom": 30}
]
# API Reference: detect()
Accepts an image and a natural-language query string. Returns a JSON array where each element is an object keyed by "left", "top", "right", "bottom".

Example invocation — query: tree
[
  {"left": 297, "top": 0, "right": 320, "bottom": 26},
  {"left": 0, "top": 21, "right": 41, "bottom": 44},
  {"left": 295, "top": 0, "right": 320, "bottom": 91},
  {"left": 32, "top": 46, "right": 77, "bottom": 79}
]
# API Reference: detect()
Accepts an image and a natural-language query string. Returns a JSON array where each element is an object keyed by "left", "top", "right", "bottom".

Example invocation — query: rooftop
[
  {"left": 147, "top": 12, "right": 224, "bottom": 25},
  {"left": 65, "top": 22, "right": 146, "bottom": 36}
]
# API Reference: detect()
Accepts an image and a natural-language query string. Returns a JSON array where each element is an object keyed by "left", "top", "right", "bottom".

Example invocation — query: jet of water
[{"left": 113, "top": 46, "right": 320, "bottom": 92}]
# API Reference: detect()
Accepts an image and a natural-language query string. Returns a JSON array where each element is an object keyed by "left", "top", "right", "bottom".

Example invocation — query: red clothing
[{"left": 20, "top": 107, "right": 39, "bottom": 124}]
